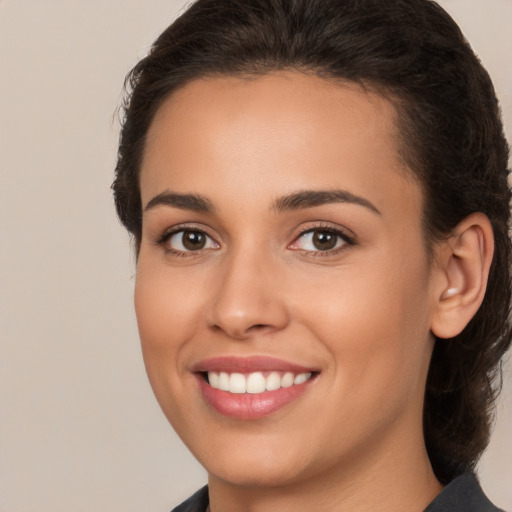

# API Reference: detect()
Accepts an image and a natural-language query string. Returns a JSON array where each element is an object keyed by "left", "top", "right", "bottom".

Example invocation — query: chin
[
  {"left": 206, "top": 456, "right": 307, "bottom": 488},
  {"left": 185, "top": 429, "right": 313, "bottom": 488}
]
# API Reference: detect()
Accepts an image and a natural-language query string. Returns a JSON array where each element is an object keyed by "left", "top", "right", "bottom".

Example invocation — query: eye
[
  {"left": 289, "top": 227, "right": 353, "bottom": 253},
  {"left": 164, "top": 229, "right": 219, "bottom": 252}
]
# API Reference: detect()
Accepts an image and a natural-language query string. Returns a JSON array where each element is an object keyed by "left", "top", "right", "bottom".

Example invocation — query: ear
[{"left": 430, "top": 212, "right": 494, "bottom": 339}]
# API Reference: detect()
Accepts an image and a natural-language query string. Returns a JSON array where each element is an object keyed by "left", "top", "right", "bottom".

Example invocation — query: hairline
[{"left": 135, "top": 67, "right": 436, "bottom": 257}]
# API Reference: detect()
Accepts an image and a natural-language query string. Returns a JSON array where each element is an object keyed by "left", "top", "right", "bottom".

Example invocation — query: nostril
[{"left": 245, "top": 323, "right": 275, "bottom": 335}]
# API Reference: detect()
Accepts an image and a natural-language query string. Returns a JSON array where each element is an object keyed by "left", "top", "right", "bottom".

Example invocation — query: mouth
[
  {"left": 204, "top": 370, "right": 313, "bottom": 394},
  {"left": 192, "top": 357, "right": 319, "bottom": 419}
]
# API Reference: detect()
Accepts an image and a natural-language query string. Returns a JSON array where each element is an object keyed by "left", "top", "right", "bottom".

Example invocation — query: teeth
[
  {"left": 207, "top": 371, "right": 312, "bottom": 394},
  {"left": 294, "top": 373, "right": 310, "bottom": 385},
  {"left": 229, "top": 373, "right": 246, "bottom": 393},
  {"left": 208, "top": 371, "right": 219, "bottom": 388},
  {"left": 281, "top": 372, "right": 294, "bottom": 388},
  {"left": 218, "top": 372, "right": 230, "bottom": 391},
  {"left": 247, "top": 372, "right": 266, "bottom": 394},
  {"left": 265, "top": 372, "right": 281, "bottom": 391}
]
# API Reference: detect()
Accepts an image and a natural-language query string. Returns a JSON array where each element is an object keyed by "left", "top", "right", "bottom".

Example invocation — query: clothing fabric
[
  {"left": 424, "top": 472, "right": 504, "bottom": 512},
  {"left": 171, "top": 486, "right": 208, "bottom": 512},
  {"left": 170, "top": 472, "right": 504, "bottom": 512}
]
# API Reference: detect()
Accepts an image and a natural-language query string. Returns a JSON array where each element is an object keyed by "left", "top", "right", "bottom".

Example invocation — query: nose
[{"left": 205, "top": 248, "right": 290, "bottom": 340}]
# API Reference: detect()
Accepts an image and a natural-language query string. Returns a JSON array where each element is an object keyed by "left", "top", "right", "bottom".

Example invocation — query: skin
[{"left": 135, "top": 72, "right": 491, "bottom": 511}]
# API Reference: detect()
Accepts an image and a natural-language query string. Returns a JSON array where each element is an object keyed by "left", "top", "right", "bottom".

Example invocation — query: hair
[{"left": 113, "top": 0, "right": 511, "bottom": 484}]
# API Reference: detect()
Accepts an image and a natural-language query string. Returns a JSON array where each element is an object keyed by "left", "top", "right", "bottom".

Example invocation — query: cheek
[
  {"left": 293, "top": 252, "right": 433, "bottom": 398},
  {"left": 134, "top": 263, "right": 202, "bottom": 348},
  {"left": 134, "top": 263, "right": 206, "bottom": 427},
  {"left": 133, "top": 262, "right": 204, "bottom": 403}
]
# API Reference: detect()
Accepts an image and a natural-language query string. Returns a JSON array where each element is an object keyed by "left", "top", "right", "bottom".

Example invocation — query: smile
[
  {"left": 207, "top": 371, "right": 312, "bottom": 394},
  {"left": 192, "top": 357, "right": 318, "bottom": 419}
]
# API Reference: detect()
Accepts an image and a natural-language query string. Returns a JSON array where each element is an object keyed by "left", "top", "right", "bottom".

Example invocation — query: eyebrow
[
  {"left": 143, "top": 188, "right": 380, "bottom": 216},
  {"left": 272, "top": 189, "right": 381, "bottom": 215},
  {"left": 144, "top": 191, "right": 214, "bottom": 213}
]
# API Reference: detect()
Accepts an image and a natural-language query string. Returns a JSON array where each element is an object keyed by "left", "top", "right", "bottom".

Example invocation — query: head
[{"left": 113, "top": 0, "right": 511, "bottom": 484}]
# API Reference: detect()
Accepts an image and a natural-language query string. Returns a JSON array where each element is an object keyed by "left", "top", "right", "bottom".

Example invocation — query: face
[{"left": 136, "top": 72, "right": 439, "bottom": 488}]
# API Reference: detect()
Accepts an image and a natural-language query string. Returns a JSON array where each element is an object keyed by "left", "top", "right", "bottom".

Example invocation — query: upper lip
[{"left": 191, "top": 356, "right": 317, "bottom": 374}]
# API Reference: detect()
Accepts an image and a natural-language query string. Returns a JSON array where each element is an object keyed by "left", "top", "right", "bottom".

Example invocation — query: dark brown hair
[{"left": 113, "top": 0, "right": 511, "bottom": 483}]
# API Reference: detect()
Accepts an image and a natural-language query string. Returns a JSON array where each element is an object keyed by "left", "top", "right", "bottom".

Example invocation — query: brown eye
[
  {"left": 312, "top": 230, "right": 337, "bottom": 251},
  {"left": 167, "top": 229, "right": 218, "bottom": 252},
  {"left": 289, "top": 227, "right": 352, "bottom": 253},
  {"left": 182, "top": 230, "right": 206, "bottom": 250}
]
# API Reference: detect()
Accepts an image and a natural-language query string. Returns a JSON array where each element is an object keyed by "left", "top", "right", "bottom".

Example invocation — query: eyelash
[
  {"left": 154, "top": 224, "right": 356, "bottom": 258},
  {"left": 290, "top": 225, "right": 356, "bottom": 257},
  {"left": 155, "top": 224, "right": 217, "bottom": 257}
]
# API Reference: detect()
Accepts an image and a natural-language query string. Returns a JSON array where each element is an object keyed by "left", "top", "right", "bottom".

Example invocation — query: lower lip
[{"left": 196, "top": 375, "right": 314, "bottom": 420}]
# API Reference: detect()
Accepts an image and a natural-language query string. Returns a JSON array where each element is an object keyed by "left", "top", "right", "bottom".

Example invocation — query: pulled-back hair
[{"left": 113, "top": 0, "right": 511, "bottom": 483}]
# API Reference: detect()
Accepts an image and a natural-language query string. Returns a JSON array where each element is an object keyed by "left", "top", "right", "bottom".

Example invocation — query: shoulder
[
  {"left": 170, "top": 486, "right": 209, "bottom": 512},
  {"left": 425, "top": 472, "right": 505, "bottom": 512}
]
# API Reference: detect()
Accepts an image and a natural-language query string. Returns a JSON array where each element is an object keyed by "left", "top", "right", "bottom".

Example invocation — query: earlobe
[{"left": 430, "top": 212, "right": 494, "bottom": 339}]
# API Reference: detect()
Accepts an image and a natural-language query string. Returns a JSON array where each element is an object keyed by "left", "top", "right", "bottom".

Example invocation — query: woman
[{"left": 112, "top": 0, "right": 511, "bottom": 510}]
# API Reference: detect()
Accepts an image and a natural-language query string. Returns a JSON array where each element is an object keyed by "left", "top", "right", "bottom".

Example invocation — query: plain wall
[{"left": 1, "top": 1, "right": 510, "bottom": 510}]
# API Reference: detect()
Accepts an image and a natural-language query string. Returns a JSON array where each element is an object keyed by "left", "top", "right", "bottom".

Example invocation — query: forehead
[{"left": 140, "top": 71, "right": 420, "bottom": 216}]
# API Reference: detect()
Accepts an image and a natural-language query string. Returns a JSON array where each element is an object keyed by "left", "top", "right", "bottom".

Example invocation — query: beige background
[{"left": 0, "top": 1, "right": 510, "bottom": 511}]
